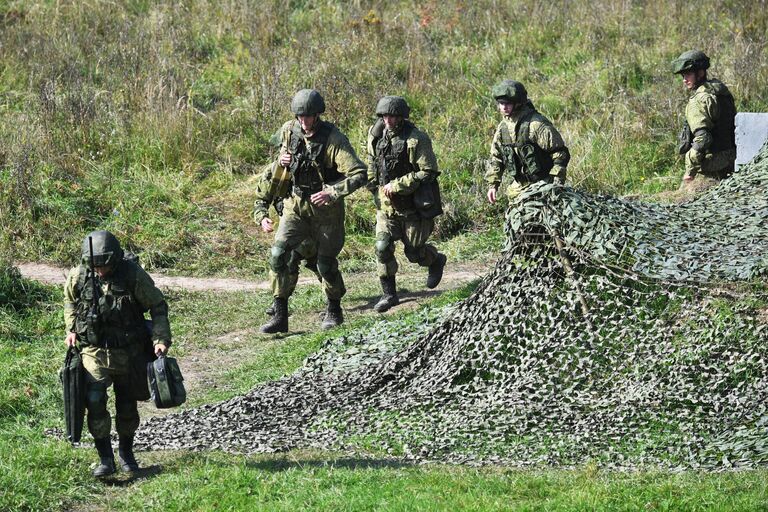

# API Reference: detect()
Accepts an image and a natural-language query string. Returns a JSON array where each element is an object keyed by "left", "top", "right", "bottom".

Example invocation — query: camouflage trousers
[
  {"left": 375, "top": 210, "right": 439, "bottom": 278},
  {"left": 685, "top": 148, "right": 736, "bottom": 180},
  {"left": 81, "top": 344, "right": 141, "bottom": 438},
  {"left": 269, "top": 195, "right": 346, "bottom": 300}
]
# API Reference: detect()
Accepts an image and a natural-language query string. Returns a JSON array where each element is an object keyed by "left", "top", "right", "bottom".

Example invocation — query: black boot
[
  {"left": 92, "top": 437, "right": 116, "bottom": 478},
  {"left": 374, "top": 276, "right": 399, "bottom": 313},
  {"left": 118, "top": 435, "right": 139, "bottom": 472},
  {"left": 426, "top": 253, "right": 447, "bottom": 289},
  {"left": 321, "top": 299, "right": 343, "bottom": 330},
  {"left": 260, "top": 297, "right": 288, "bottom": 333},
  {"left": 265, "top": 298, "right": 278, "bottom": 316}
]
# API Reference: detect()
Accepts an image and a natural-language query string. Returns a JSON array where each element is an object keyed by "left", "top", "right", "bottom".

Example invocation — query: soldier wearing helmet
[
  {"left": 486, "top": 80, "right": 570, "bottom": 204},
  {"left": 254, "top": 89, "right": 367, "bottom": 333},
  {"left": 63, "top": 230, "right": 172, "bottom": 477},
  {"left": 670, "top": 50, "right": 736, "bottom": 183},
  {"left": 366, "top": 95, "right": 446, "bottom": 313}
]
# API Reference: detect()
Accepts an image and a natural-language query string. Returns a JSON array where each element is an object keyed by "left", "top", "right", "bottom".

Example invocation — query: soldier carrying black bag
[{"left": 63, "top": 230, "right": 172, "bottom": 478}]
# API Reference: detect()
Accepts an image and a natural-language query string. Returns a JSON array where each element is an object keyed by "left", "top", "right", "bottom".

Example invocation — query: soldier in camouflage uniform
[
  {"left": 671, "top": 50, "right": 736, "bottom": 183},
  {"left": 254, "top": 89, "right": 368, "bottom": 333},
  {"left": 367, "top": 96, "right": 446, "bottom": 313},
  {"left": 63, "top": 230, "right": 171, "bottom": 477},
  {"left": 254, "top": 161, "right": 321, "bottom": 317},
  {"left": 486, "top": 80, "right": 570, "bottom": 203}
]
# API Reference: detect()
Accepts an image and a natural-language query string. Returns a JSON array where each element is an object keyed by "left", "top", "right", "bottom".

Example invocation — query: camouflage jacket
[
  {"left": 253, "top": 120, "right": 367, "bottom": 222},
  {"left": 366, "top": 119, "right": 440, "bottom": 216},
  {"left": 683, "top": 79, "right": 737, "bottom": 177},
  {"left": 64, "top": 259, "right": 171, "bottom": 347},
  {"left": 486, "top": 103, "right": 569, "bottom": 189}
]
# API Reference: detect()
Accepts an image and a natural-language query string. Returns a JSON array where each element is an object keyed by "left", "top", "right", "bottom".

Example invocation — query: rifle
[{"left": 85, "top": 236, "right": 101, "bottom": 346}]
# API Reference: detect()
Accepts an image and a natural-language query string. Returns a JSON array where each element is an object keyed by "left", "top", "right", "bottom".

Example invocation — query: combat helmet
[
  {"left": 671, "top": 50, "right": 710, "bottom": 74},
  {"left": 375, "top": 96, "right": 411, "bottom": 118},
  {"left": 290, "top": 89, "right": 326, "bottom": 116},
  {"left": 492, "top": 80, "right": 527, "bottom": 103},
  {"left": 81, "top": 230, "right": 123, "bottom": 268}
]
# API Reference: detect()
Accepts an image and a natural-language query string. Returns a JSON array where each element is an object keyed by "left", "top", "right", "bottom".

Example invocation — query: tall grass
[{"left": 1, "top": 0, "right": 766, "bottom": 274}]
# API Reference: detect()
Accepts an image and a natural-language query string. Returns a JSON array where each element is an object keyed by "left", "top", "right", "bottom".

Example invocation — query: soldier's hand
[
  {"left": 683, "top": 175, "right": 694, "bottom": 182},
  {"left": 310, "top": 190, "right": 333, "bottom": 206},
  {"left": 279, "top": 153, "right": 292, "bottom": 168},
  {"left": 261, "top": 218, "right": 274, "bottom": 233},
  {"left": 154, "top": 343, "right": 168, "bottom": 357},
  {"left": 65, "top": 332, "right": 77, "bottom": 347},
  {"left": 487, "top": 187, "right": 498, "bottom": 204},
  {"left": 382, "top": 183, "right": 395, "bottom": 199}
]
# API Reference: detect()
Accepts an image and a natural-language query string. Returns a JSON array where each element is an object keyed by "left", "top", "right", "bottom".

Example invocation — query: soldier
[
  {"left": 254, "top": 160, "right": 321, "bottom": 317},
  {"left": 254, "top": 89, "right": 367, "bottom": 333},
  {"left": 366, "top": 96, "right": 446, "bottom": 313},
  {"left": 486, "top": 80, "right": 570, "bottom": 204},
  {"left": 671, "top": 50, "right": 736, "bottom": 183},
  {"left": 63, "top": 230, "right": 171, "bottom": 477}
]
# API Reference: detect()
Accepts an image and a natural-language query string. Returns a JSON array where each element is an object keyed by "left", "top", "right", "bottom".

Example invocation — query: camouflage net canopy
[{"left": 137, "top": 143, "right": 768, "bottom": 470}]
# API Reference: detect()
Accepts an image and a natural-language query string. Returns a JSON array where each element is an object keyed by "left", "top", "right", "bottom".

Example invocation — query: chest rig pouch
[
  {"left": 75, "top": 259, "right": 148, "bottom": 349},
  {"left": 287, "top": 121, "right": 341, "bottom": 198},
  {"left": 499, "top": 110, "right": 555, "bottom": 184},
  {"left": 373, "top": 120, "right": 417, "bottom": 211}
]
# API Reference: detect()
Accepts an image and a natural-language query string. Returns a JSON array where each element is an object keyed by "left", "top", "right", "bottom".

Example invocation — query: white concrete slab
[{"left": 735, "top": 112, "right": 768, "bottom": 168}]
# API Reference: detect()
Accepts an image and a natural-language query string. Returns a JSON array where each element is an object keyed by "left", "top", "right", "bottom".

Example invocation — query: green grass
[
  {"left": 2, "top": 1, "right": 766, "bottom": 275},
  {"left": 2, "top": 268, "right": 768, "bottom": 511}
]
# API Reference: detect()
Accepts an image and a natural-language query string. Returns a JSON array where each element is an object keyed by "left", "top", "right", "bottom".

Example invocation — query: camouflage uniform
[
  {"left": 367, "top": 119, "right": 442, "bottom": 277},
  {"left": 64, "top": 231, "right": 171, "bottom": 476},
  {"left": 486, "top": 81, "right": 569, "bottom": 199},
  {"left": 671, "top": 50, "right": 736, "bottom": 181},
  {"left": 254, "top": 90, "right": 367, "bottom": 332},
  {"left": 253, "top": 160, "right": 320, "bottom": 302}
]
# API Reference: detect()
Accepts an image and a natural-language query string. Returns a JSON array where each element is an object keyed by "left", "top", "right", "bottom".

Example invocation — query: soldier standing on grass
[
  {"left": 63, "top": 230, "right": 171, "bottom": 477},
  {"left": 485, "top": 80, "right": 570, "bottom": 204},
  {"left": 254, "top": 89, "right": 368, "bottom": 333},
  {"left": 366, "top": 96, "right": 446, "bottom": 313},
  {"left": 670, "top": 50, "right": 736, "bottom": 185}
]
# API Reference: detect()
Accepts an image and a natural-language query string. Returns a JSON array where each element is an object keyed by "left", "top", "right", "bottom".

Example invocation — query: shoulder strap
[{"left": 515, "top": 110, "right": 537, "bottom": 145}]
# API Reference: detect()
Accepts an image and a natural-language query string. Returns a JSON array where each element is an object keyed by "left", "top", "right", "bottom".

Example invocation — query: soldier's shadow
[
  {"left": 350, "top": 288, "right": 443, "bottom": 312},
  {"left": 100, "top": 464, "right": 163, "bottom": 486}
]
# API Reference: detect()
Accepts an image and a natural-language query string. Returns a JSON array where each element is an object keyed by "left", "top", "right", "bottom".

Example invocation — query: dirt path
[{"left": 17, "top": 262, "right": 486, "bottom": 292}]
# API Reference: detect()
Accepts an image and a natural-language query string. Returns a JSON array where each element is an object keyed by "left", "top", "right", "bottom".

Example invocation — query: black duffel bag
[
  {"left": 147, "top": 355, "right": 186, "bottom": 409},
  {"left": 60, "top": 346, "right": 86, "bottom": 443}
]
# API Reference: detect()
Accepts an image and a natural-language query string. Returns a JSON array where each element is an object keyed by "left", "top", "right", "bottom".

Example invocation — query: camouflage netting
[{"left": 136, "top": 143, "right": 768, "bottom": 470}]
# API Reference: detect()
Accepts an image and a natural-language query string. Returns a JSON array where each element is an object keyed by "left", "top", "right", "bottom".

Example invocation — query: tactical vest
[
  {"left": 678, "top": 82, "right": 737, "bottom": 155},
  {"left": 499, "top": 109, "right": 565, "bottom": 183},
  {"left": 287, "top": 120, "right": 343, "bottom": 196},
  {"left": 373, "top": 120, "right": 417, "bottom": 211},
  {"left": 74, "top": 258, "right": 148, "bottom": 349}
]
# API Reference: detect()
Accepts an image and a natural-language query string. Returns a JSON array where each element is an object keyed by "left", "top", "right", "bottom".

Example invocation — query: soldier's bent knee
[
  {"left": 316, "top": 255, "right": 339, "bottom": 280},
  {"left": 86, "top": 383, "right": 108, "bottom": 410},
  {"left": 269, "top": 244, "right": 289, "bottom": 272},
  {"left": 375, "top": 235, "right": 394, "bottom": 262},
  {"left": 404, "top": 246, "right": 423, "bottom": 263}
]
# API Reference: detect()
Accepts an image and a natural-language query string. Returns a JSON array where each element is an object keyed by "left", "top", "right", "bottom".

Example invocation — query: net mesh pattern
[{"left": 136, "top": 144, "right": 768, "bottom": 469}]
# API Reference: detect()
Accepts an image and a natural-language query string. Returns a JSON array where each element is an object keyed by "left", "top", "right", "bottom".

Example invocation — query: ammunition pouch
[
  {"left": 60, "top": 347, "right": 86, "bottom": 444},
  {"left": 413, "top": 178, "right": 443, "bottom": 219}
]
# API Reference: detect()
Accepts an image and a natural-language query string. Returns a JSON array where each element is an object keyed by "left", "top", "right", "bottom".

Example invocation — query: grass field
[{"left": 2, "top": 0, "right": 767, "bottom": 275}]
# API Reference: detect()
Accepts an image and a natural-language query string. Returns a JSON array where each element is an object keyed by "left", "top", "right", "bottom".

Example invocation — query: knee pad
[
  {"left": 86, "top": 382, "right": 108, "bottom": 410},
  {"left": 316, "top": 255, "right": 339, "bottom": 281},
  {"left": 375, "top": 234, "right": 394, "bottom": 263},
  {"left": 269, "top": 243, "right": 289, "bottom": 272}
]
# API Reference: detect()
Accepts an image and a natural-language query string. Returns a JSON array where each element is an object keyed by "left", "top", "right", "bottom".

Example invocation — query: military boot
[
  {"left": 260, "top": 297, "right": 288, "bottom": 333},
  {"left": 426, "top": 253, "right": 447, "bottom": 289},
  {"left": 374, "top": 276, "right": 399, "bottom": 313},
  {"left": 321, "top": 299, "right": 343, "bottom": 330},
  {"left": 265, "top": 297, "right": 278, "bottom": 316},
  {"left": 92, "top": 437, "right": 116, "bottom": 478},
  {"left": 118, "top": 435, "right": 139, "bottom": 472}
]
